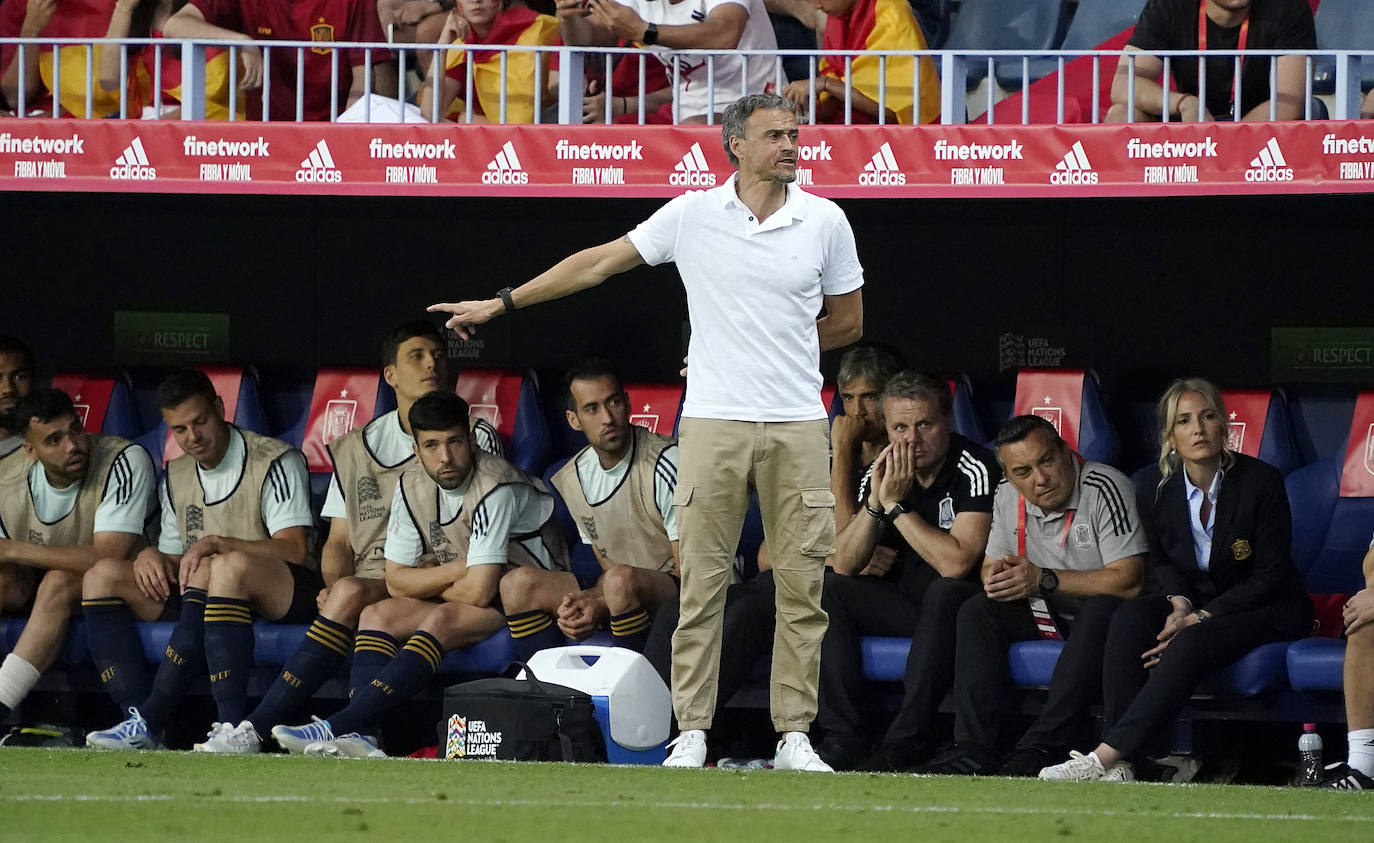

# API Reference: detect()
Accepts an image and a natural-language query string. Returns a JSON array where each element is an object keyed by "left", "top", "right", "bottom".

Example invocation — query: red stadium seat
[
  {"left": 51, "top": 372, "right": 140, "bottom": 438},
  {"left": 159, "top": 365, "right": 268, "bottom": 465},
  {"left": 1219, "top": 388, "right": 1301, "bottom": 475},
  {"left": 298, "top": 369, "right": 384, "bottom": 474},
  {"left": 623, "top": 383, "right": 684, "bottom": 436},
  {"left": 455, "top": 369, "right": 551, "bottom": 474},
  {"left": 1013, "top": 368, "right": 1119, "bottom": 465}
]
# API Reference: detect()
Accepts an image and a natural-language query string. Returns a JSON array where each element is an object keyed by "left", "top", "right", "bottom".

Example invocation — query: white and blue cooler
[{"left": 522, "top": 646, "right": 670, "bottom": 764}]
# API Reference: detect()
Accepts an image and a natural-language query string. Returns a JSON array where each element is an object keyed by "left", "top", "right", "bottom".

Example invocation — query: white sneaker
[
  {"left": 1038, "top": 750, "right": 1106, "bottom": 782},
  {"left": 1101, "top": 761, "right": 1135, "bottom": 783},
  {"left": 773, "top": 732, "right": 833, "bottom": 772},
  {"left": 194, "top": 720, "right": 261, "bottom": 754},
  {"left": 332, "top": 733, "right": 385, "bottom": 759},
  {"left": 272, "top": 716, "right": 336, "bottom": 755},
  {"left": 662, "top": 729, "right": 707, "bottom": 768},
  {"left": 86, "top": 707, "right": 162, "bottom": 751}
]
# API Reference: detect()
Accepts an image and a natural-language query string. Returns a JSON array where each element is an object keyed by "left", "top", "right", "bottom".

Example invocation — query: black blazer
[{"left": 1141, "top": 452, "right": 1307, "bottom": 618}]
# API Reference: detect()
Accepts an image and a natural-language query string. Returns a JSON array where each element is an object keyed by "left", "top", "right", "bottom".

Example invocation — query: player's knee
[
  {"left": 207, "top": 550, "right": 256, "bottom": 591},
  {"left": 498, "top": 566, "right": 541, "bottom": 612},
  {"left": 34, "top": 569, "right": 83, "bottom": 608},
  {"left": 82, "top": 557, "right": 131, "bottom": 598},
  {"left": 358, "top": 598, "right": 411, "bottom": 636},
  {"left": 600, "top": 565, "right": 640, "bottom": 613},
  {"left": 323, "top": 576, "right": 381, "bottom": 617}
]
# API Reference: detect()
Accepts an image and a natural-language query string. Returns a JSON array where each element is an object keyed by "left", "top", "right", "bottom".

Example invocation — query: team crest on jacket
[
  {"left": 581, "top": 516, "right": 599, "bottom": 542},
  {"left": 311, "top": 21, "right": 335, "bottom": 55},
  {"left": 1071, "top": 522, "right": 1094, "bottom": 549},
  {"left": 937, "top": 495, "right": 955, "bottom": 530},
  {"left": 186, "top": 505, "right": 205, "bottom": 533},
  {"left": 429, "top": 521, "right": 450, "bottom": 548},
  {"left": 1231, "top": 539, "right": 1252, "bottom": 561}
]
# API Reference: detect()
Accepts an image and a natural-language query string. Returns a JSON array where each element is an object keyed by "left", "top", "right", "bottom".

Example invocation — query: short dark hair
[
  {"left": 993, "top": 414, "right": 1064, "bottom": 454},
  {"left": 14, "top": 387, "right": 77, "bottom": 435},
  {"left": 561, "top": 358, "right": 624, "bottom": 412},
  {"left": 381, "top": 321, "right": 445, "bottom": 368},
  {"left": 0, "top": 335, "right": 35, "bottom": 372},
  {"left": 721, "top": 93, "right": 796, "bottom": 167},
  {"left": 881, "top": 370, "right": 952, "bottom": 418},
  {"left": 408, "top": 390, "right": 470, "bottom": 438},
  {"left": 155, "top": 368, "right": 218, "bottom": 412}
]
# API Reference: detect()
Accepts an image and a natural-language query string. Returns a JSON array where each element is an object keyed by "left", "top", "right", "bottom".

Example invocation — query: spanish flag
[
  {"left": 0, "top": 0, "right": 144, "bottom": 117},
  {"left": 138, "top": 36, "right": 244, "bottom": 121},
  {"left": 443, "top": 6, "right": 559, "bottom": 123},
  {"left": 819, "top": 0, "right": 940, "bottom": 124}
]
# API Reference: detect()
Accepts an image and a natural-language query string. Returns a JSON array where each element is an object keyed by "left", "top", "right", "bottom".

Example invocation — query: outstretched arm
[{"left": 429, "top": 235, "right": 646, "bottom": 338}]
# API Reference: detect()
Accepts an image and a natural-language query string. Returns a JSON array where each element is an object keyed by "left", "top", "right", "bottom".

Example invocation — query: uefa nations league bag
[{"left": 439, "top": 663, "right": 607, "bottom": 762}]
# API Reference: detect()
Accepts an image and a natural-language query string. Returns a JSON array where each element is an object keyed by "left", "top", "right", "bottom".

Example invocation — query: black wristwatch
[
  {"left": 642, "top": 22, "right": 660, "bottom": 46},
  {"left": 496, "top": 287, "right": 516, "bottom": 314},
  {"left": 1038, "top": 568, "right": 1059, "bottom": 595},
  {"left": 884, "top": 501, "right": 909, "bottom": 522}
]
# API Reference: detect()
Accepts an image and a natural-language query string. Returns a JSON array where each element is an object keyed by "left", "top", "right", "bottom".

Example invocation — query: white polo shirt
[
  {"left": 621, "top": 0, "right": 778, "bottom": 120},
  {"left": 627, "top": 176, "right": 864, "bottom": 422}
]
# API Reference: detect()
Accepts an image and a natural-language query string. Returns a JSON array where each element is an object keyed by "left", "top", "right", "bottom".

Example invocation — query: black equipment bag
[{"left": 438, "top": 663, "right": 607, "bottom": 762}]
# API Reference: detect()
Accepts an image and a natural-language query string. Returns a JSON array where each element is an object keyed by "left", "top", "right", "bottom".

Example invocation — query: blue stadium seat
[
  {"left": 1, "top": 617, "right": 91, "bottom": 664},
  {"left": 1195, "top": 641, "right": 1290, "bottom": 696},
  {"left": 52, "top": 372, "right": 141, "bottom": 439},
  {"left": 1287, "top": 637, "right": 1345, "bottom": 692},
  {"left": 1002, "top": 0, "right": 1147, "bottom": 90},
  {"left": 456, "top": 369, "right": 552, "bottom": 475},
  {"left": 1311, "top": 0, "right": 1374, "bottom": 95},
  {"left": 437, "top": 630, "right": 517, "bottom": 675},
  {"left": 944, "top": 0, "right": 1064, "bottom": 89},
  {"left": 950, "top": 374, "right": 986, "bottom": 443},
  {"left": 1013, "top": 368, "right": 1120, "bottom": 466}
]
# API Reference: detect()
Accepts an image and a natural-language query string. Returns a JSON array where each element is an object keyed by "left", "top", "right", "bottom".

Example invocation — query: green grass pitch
[{"left": 2, "top": 748, "right": 1371, "bottom": 841}]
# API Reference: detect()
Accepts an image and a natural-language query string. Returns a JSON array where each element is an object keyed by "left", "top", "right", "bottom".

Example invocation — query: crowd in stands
[
  {"left": 1, "top": 328, "right": 1372, "bottom": 788},
  {"left": 7, "top": 0, "right": 1370, "bottom": 122}
]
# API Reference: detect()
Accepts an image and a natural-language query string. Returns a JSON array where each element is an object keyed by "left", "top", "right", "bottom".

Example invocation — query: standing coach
[{"left": 429, "top": 92, "right": 863, "bottom": 772}]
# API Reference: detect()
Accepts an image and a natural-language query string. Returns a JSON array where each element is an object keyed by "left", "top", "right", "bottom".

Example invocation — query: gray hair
[
  {"left": 837, "top": 346, "right": 903, "bottom": 393},
  {"left": 721, "top": 93, "right": 796, "bottom": 167}
]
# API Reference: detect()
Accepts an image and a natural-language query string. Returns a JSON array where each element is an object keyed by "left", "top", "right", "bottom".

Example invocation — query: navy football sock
[
  {"left": 83, "top": 597, "right": 152, "bottom": 712},
  {"left": 139, "top": 587, "right": 207, "bottom": 731},
  {"left": 328, "top": 631, "right": 444, "bottom": 737},
  {"left": 248, "top": 616, "right": 352, "bottom": 733},
  {"left": 506, "top": 610, "right": 565, "bottom": 662},
  {"left": 204, "top": 597, "right": 255, "bottom": 724},
  {"left": 609, "top": 609, "right": 652, "bottom": 652}
]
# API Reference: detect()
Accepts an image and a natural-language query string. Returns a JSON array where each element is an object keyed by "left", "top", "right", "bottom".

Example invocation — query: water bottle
[{"left": 1298, "top": 723, "right": 1323, "bottom": 786}]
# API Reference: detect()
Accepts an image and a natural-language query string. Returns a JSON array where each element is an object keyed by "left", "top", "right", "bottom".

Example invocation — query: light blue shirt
[{"left": 1183, "top": 469, "right": 1223, "bottom": 572}]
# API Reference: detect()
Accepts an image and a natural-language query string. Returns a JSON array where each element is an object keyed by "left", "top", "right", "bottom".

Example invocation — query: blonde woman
[{"left": 1040, "top": 377, "right": 1311, "bottom": 782}]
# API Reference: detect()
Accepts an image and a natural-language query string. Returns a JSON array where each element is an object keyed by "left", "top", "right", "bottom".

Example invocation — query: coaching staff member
[{"left": 430, "top": 92, "right": 864, "bottom": 772}]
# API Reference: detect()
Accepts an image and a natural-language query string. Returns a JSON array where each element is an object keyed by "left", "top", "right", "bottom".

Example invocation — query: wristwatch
[
  {"left": 496, "top": 287, "right": 516, "bottom": 314},
  {"left": 884, "top": 501, "right": 909, "bottom": 522},
  {"left": 1038, "top": 568, "right": 1059, "bottom": 595},
  {"left": 642, "top": 22, "right": 659, "bottom": 45}
]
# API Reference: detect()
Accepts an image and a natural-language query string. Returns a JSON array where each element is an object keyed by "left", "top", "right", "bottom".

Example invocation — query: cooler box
[{"left": 522, "top": 646, "right": 670, "bottom": 765}]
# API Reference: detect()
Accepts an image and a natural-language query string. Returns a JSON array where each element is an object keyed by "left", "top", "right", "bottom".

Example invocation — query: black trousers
[
  {"left": 880, "top": 576, "right": 982, "bottom": 748},
  {"left": 644, "top": 572, "right": 777, "bottom": 720},
  {"left": 814, "top": 569, "right": 926, "bottom": 742},
  {"left": 1101, "top": 593, "right": 1313, "bottom": 758},
  {"left": 952, "top": 593, "right": 1123, "bottom": 753}
]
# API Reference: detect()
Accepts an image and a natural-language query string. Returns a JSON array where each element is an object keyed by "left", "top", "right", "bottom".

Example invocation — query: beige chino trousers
[{"left": 670, "top": 417, "right": 835, "bottom": 733}]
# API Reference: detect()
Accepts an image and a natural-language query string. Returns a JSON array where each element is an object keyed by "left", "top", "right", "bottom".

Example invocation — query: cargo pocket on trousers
[
  {"left": 799, "top": 487, "right": 836, "bottom": 557},
  {"left": 673, "top": 483, "right": 694, "bottom": 512}
]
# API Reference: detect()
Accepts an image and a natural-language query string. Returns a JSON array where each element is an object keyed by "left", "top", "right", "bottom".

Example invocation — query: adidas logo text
[
  {"left": 1050, "top": 141, "right": 1098, "bottom": 185},
  {"left": 859, "top": 142, "right": 905, "bottom": 186},
  {"left": 1246, "top": 137, "right": 1293, "bottom": 182},
  {"left": 110, "top": 137, "right": 156, "bottom": 180},
  {"left": 296, "top": 140, "right": 342, "bottom": 183},
  {"left": 670, "top": 143, "right": 716, "bottom": 186},
  {"left": 483, "top": 141, "right": 528, "bottom": 185}
]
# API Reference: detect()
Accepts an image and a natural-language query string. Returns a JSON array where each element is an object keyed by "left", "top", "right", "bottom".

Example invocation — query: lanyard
[
  {"left": 1017, "top": 495, "right": 1076, "bottom": 557},
  {"left": 1199, "top": 0, "right": 1250, "bottom": 109}
]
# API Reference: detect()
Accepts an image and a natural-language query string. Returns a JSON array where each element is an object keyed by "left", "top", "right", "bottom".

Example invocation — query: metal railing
[{"left": 2, "top": 37, "right": 1370, "bottom": 124}]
